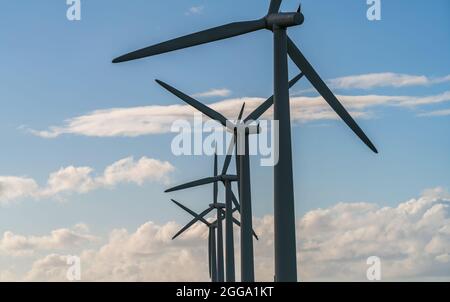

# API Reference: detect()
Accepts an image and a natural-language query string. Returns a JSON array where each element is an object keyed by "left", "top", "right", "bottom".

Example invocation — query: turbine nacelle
[
  {"left": 226, "top": 121, "right": 260, "bottom": 136},
  {"left": 265, "top": 12, "right": 304, "bottom": 29},
  {"left": 219, "top": 175, "right": 238, "bottom": 182},
  {"left": 210, "top": 203, "right": 226, "bottom": 209}
]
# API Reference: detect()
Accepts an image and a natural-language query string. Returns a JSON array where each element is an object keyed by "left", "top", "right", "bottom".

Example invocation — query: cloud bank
[
  {"left": 328, "top": 73, "right": 450, "bottom": 90},
  {"left": 418, "top": 109, "right": 450, "bottom": 117},
  {"left": 0, "top": 157, "right": 174, "bottom": 205},
  {"left": 26, "top": 72, "right": 450, "bottom": 139},
  {"left": 0, "top": 224, "right": 96, "bottom": 257},
  {"left": 193, "top": 88, "right": 231, "bottom": 98},
  {"left": 2, "top": 187, "right": 449, "bottom": 281},
  {"left": 28, "top": 91, "right": 450, "bottom": 138}
]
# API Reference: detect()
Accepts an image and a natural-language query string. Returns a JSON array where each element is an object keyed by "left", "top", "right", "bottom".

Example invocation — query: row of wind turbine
[{"left": 112, "top": 0, "right": 378, "bottom": 282}]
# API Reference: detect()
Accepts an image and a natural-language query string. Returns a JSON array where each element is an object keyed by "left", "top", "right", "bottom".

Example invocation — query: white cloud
[
  {"left": 0, "top": 177, "right": 38, "bottom": 205},
  {"left": 22, "top": 221, "right": 208, "bottom": 282},
  {"left": 40, "top": 166, "right": 95, "bottom": 197},
  {"left": 0, "top": 157, "right": 174, "bottom": 205},
  {"left": 185, "top": 5, "right": 204, "bottom": 16},
  {"left": 97, "top": 157, "right": 174, "bottom": 186},
  {"left": 24, "top": 254, "right": 71, "bottom": 281},
  {"left": 297, "top": 188, "right": 450, "bottom": 281},
  {"left": 193, "top": 88, "right": 231, "bottom": 98},
  {"left": 27, "top": 91, "right": 450, "bottom": 138},
  {"left": 0, "top": 270, "right": 17, "bottom": 282},
  {"left": 288, "top": 91, "right": 450, "bottom": 122},
  {"left": 0, "top": 224, "right": 97, "bottom": 257},
  {"left": 28, "top": 105, "right": 196, "bottom": 138},
  {"left": 328, "top": 73, "right": 450, "bottom": 90},
  {"left": 418, "top": 109, "right": 450, "bottom": 117},
  {"left": 7, "top": 187, "right": 450, "bottom": 281}
]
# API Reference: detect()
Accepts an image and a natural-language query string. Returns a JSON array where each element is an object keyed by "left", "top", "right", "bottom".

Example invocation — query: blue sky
[{"left": 0, "top": 0, "right": 449, "bottom": 281}]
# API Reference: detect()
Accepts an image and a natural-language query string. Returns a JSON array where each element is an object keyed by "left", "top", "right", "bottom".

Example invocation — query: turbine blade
[
  {"left": 231, "top": 191, "right": 241, "bottom": 212},
  {"left": 113, "top": 19, "right": 266, "bottom": 63},
  {"left": 165, "top": 177, "right": 218, "bottom": 193},
  {"left": 253, "top": 230, "right": 259, "bottom": 241},
  {"left": 214, "top": 153, "right": 218, "bottom": 204},
  {"left": 287, "top": 37, "right": 378, "bottom": 154},
  {"left": 221, "top": 135, "right": 236, "bottom": 175},
  {"left": 222, "top": 103, "right": 246, "bottom": 175},
  {"left": 232, "top": 217, "right": 259, "bottom": 240},
  {"left": 268, "top": 0, "right": 282, "bottom": 14},
  {"left": 172, "top": 207, "right": 214, "bottom": 240},
  {"left": 156, "top": 80, "right": 228, "bottom": 127},
  {"left": 171, "top": 199, "right": 210, "bottom": 226},
  {"left": 244, "top": 72, "right": 303, "bottom": 122},
  {"left": 214, "top": 153, "right": 218, "bottom": 177},
  {"left": 237, "top": 103, "right": 246, "bottom": 121}
]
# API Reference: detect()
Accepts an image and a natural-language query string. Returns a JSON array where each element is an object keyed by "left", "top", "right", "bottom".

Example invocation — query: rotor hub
[
  {"left": 210, "top": 203, "right": 226, "bottom": 209},
  {"left": 265, "top": 12, "right": 304, "bottom": 29},
  {"left": 220, "top": 174, "right": 238, "bottom": 182},
  {"left": 231, "top": 122, "right": 261, "bottom": 135}
]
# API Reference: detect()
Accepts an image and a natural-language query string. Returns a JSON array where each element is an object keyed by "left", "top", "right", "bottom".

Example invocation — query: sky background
[{"left": 0, "top": 0, "right": 449, "bottom": 281}]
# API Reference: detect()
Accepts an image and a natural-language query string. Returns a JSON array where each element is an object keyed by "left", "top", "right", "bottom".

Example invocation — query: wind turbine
[
  {"left": 171, "top": 198, "right": 257, "bottom": 282},
  {"left": 113, "top": 0, "right": 378, "bottom": 282},
  {"left": 170, "top": 199, "right": 218, "bottom": 281},
  {"left": 166, "top": 153, "right": 243, "bottom": 282},
  {"left": 156, "top": 74, "right": 302, "bottom": 281}
]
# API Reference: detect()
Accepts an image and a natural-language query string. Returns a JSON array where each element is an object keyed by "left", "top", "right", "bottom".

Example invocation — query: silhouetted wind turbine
[
  {"left": 113, "top": 0, "right": 378, "bottom": 282},
  {"left": 156, "top": 74, "right": 302, "bottom": 281},
  {"left": 166, "top": 153, "right": 243, "bottom": 282},
  {"left": 171, "top": 198, "right": 257, "bottom": 282},
  {"left": 170, "top": 199, "right": 219, "bottom": 281}
]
